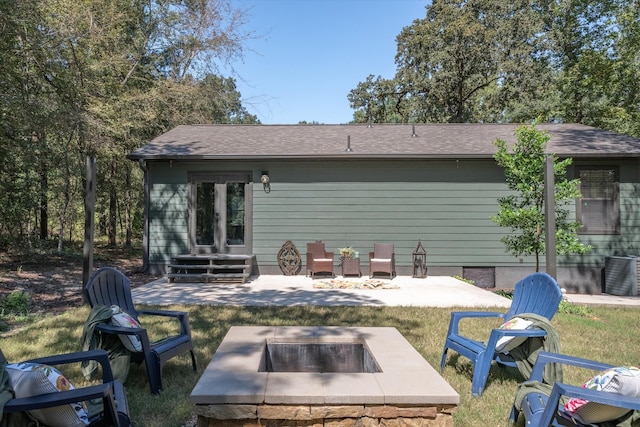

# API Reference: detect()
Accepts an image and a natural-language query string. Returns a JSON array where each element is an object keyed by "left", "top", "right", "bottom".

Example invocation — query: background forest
[
  {"left": 1, "top": 0, "right": 639, "bottom": 253},
  {"left": 348, "top": 0, "right": 640, "bottom": 131},
  {"left": 0, "top": 0, "right": 259, "bottom": 252}
]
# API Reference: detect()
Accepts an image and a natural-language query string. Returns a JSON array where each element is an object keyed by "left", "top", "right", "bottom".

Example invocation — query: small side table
[{"left": 341, "top": 258, "right": 361, "bottom": 277}]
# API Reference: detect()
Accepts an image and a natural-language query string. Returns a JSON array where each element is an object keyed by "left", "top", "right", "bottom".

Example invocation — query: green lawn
[{"left": 1, "top": 303, "right": 639, "bottom": 426}]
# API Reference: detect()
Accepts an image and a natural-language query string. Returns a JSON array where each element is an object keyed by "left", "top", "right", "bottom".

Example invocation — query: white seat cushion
[
  {"left": 495, "top": 317, "right": 534, "bottom": 353},
  {"left": 6, "top": 362, "right": 90, "bottom": 427},
  {"left": 110, "top": 305, "right": 143, "bottom": 352},
  {"left": 563, "top": 366, "right": 640, "bottom": 424}
]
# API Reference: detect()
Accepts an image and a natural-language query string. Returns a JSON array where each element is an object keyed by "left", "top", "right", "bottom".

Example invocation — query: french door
[{"left": 188, "top": 172, "right": 251, "bottom": 254}]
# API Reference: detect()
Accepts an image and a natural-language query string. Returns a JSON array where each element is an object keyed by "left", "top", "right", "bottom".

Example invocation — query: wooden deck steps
[{"left": 167, "top": 254, "right": 254, "bottom": 284}]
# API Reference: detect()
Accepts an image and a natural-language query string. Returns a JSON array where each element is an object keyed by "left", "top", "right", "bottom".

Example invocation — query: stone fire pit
[{"left": 191, "top": 326, "right": 459, "bottom": 426}]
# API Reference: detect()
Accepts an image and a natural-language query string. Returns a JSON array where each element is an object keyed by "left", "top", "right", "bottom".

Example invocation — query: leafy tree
[
  {"left": 349, "top": 0, "right": 640, "bottom": 135},
  {"left": 350, "top": 0, "right": 552, "bottom": 124},
  {"left": 554, "top": 1, "right": 640, "bottom": 137},
  {"left": 545, "top": 0, "right": 636, "bottom": 132},
  {"left": 0, "top": 0, "right": 258, "bottom": 251},
  {"left": 491, "top": 123, "right": 591, "bottom": 271},
  {"left": 347, "top": 75, "right": 406, "bottom": 123},
  {"left": 0, "top": 0, "right": 57, "bottom": 244}
]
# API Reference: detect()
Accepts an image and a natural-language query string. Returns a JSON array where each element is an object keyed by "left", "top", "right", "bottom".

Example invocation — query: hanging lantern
[{"left": 412, "top": 240, "right": 427, "bottom": 278}]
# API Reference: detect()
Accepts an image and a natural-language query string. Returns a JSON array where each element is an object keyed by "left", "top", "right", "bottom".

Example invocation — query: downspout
[{"left": 137, "top": 159, "right": 150, "bottom": 272}]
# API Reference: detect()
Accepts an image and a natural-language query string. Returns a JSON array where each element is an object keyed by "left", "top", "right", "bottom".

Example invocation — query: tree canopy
[{"left": 348, "top": 0, "right": 640, "bottom": 138}]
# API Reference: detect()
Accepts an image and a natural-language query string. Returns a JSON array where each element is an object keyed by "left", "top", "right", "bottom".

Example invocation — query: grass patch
[
  {"left": 0, "top": 290, "right": 37, "bottom": 332},
  {"left": 493, "top": 289, "right": 595, "bottom": 317},
  {"left": 1, "top": 303, "right": 639, "bottom": 426}
]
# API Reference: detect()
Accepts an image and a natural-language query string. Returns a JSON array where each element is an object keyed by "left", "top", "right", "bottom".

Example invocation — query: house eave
[
  {"left": 127, "top": 152, "right": 640, "bottom": 162},
  {"left": 126, "top": 153, "right": 497, "bottom": 161}
]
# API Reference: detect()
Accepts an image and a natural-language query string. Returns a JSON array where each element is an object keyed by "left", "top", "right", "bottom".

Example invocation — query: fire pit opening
[{"left": 259, "top": 339, "right": 382, "bottom": 373}]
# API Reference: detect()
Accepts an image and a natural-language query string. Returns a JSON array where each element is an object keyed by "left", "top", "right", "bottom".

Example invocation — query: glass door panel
[
  {"left": 195, "top": 182, "right": 217, "bottom": 246},
  {"left": 190, "top": 173, "right": 249, "bottom": 253},
  {"left": 226, "top": 182, "right": 245, "bottom": 245}
]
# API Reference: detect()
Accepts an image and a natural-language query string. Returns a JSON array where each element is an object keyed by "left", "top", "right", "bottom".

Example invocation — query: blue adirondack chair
[
  {"left": 510, "top": 351, "right": 640, "bottom": 426},
  {"left": 440, "top": 272, "right": 562, "bottom": 396}
]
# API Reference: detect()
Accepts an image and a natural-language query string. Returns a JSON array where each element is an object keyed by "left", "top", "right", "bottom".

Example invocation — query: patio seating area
[{"left": 4, "top": 264, "right": 640, "bottom": 427}]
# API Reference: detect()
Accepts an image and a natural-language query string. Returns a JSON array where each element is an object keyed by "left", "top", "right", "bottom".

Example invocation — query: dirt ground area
[{"left": 0, "top": 248, "right": 160, "bottom": 318}]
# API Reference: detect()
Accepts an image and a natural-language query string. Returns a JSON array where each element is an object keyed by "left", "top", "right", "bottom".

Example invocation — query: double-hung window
[{"left": 576, "top": 166, "right": 620, "bottom": 234}]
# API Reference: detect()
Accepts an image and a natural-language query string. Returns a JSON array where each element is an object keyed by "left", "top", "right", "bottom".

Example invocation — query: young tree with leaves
[{"left": 491, "top": 123, "right": 591, "bottom": 271}]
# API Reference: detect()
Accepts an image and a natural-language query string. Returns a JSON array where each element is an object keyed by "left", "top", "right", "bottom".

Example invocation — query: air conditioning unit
[{"left": 604, "top": 256, "right": 640, "bottom": 296}]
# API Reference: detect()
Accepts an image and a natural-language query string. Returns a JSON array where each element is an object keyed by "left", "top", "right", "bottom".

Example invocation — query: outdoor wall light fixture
[{"left": 261, "top": 172, "right": 271, "bottom": 193}]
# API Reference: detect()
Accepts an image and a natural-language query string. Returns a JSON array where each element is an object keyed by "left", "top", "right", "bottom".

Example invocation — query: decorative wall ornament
[{"left": 278, "top": 240, "right": 301, "bottom": 275}]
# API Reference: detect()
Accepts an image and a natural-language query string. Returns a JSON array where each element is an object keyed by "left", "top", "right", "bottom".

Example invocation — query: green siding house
[{"left": 127, "top": 123, "right": 640, "bottom": 293}]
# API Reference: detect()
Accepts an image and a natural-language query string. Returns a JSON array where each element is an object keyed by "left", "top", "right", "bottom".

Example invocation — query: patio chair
[
  {"left": 1, "top": 348, "right": 131, "bottom": 426},
  {"left": 510, "top": 351, "right": 640, "bottom": 426},
  {"left": 84, "top": 267, "right": 197, "bottom": 395},
  {"left": 306, "top": 242, "right": 334, "bottom": 279},
  {"left": 368, "top": 243, "right": 396, "bottom": 279},
  {"left": 440, "top": 272, "right": 562, "bottom": 396}
]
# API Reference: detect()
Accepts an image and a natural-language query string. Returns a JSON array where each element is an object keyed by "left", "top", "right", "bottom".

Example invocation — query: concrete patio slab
[{"left": 132, "top": 274, "right": 513, "bottom": 307}]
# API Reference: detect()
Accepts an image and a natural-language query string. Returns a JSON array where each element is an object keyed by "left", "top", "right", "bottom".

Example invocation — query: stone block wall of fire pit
[
  {"left": 195, "top": 403, "right": 456, "bottom": 426},
  {"left": 191, "top": 326, "right": 459, "bottom": 427}
]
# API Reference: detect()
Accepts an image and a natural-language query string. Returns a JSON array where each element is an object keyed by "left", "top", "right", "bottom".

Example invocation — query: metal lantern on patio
[{"left": 412, "top": 240, "right": 427, "bottom": 278}]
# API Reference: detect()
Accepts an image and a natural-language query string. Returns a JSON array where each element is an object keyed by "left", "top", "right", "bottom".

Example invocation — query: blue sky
[{"left": 228, "top": 0, "right": 429, "bottom": 124}]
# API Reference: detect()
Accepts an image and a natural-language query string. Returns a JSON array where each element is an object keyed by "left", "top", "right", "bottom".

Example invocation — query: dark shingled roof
[{"left": 127, "top": 123, "right": 640, "bottom": 161}]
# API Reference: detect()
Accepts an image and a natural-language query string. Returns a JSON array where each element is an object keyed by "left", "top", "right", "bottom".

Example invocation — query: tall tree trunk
[
  {"left": 57, "top": 148, "right": 71, "bottom": 254},
  {"left": 125, "top": 162, "right": 132, "bottom": 248},
  {"left": 40, "top": 170, "right": 48, "bottom": 239},
  {"left": 37, "top": 132, "right": 48, "bottom": 240},
  {"left": 108, "top": 158, "right": 117, "bottom": 247}
]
